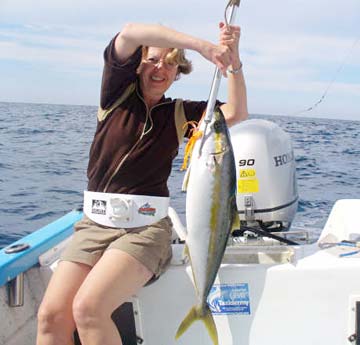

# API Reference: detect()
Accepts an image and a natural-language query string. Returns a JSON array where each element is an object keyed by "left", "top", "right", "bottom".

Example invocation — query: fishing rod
[{"left": 198, "top": 0, "right": 241, "bottom": 156}]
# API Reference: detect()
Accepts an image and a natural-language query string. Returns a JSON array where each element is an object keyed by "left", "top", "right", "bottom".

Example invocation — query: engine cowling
[{"left": 230, "top": 119, "right": 298, "bottom": 231}]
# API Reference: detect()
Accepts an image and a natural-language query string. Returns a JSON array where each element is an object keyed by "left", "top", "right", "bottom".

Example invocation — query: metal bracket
[
  {"left": 4, "top": 242, "right": 29, "bottom": 307},
  {"left": 7, "top": 273, "right": 24, "bottom": 307},
  {"left": 244, "top": 195, "right": 255, "bottom": 221}
]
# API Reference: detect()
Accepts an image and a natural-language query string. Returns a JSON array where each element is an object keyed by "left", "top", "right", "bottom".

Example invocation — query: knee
[
  {"left": 37, "top": 301, "right": 68, "bottom": 333},
  {"left": 72, "top": 294, "right": 104, "bottom": 329}
]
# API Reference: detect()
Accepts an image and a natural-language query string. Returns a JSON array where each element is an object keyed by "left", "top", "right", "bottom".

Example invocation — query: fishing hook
[{"left": 224, "top": 0, "right": 241, "bottom": 29}]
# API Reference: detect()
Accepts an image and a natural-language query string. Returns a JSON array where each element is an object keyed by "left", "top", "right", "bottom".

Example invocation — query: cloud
[
  {"left": 0, "top": 0, "right": 359, "bottom": 119},
  {"left": 0, "top": 25, "right": 104, "bottom": 71}
]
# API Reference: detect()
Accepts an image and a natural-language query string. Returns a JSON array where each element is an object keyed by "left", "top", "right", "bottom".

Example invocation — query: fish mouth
[{"left": 206, "top": 147, "right": 229, "bottom": 167}]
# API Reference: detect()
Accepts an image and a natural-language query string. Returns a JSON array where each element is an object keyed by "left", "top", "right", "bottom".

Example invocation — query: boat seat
[{"left": 318, "top": 199, "right": 360, "bottom": 243}]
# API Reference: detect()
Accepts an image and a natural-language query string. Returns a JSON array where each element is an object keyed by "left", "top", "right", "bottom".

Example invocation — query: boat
[{"left": 1, "top": 119, "right": 360, "bottom": 345}]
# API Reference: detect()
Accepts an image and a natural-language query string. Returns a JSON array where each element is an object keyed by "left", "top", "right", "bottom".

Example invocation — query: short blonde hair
[{"left": 142, "top": 46, "right": 193, "bottom": 79}]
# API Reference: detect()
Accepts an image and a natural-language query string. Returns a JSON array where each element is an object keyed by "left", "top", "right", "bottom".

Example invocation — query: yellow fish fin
[
  {"left": 181, "top": 163, "right": 191, "bottom": 192},
  {"left": 175, "top": 305, "right": 218, "bottom": 345},
  {"left": 182, "top": 244, "right": 190, "bottom": 261},
  {"left": 175, "top": 305, "right": 198, "bottom": 341},
  {"left": 231, "top": 196, "right": 241, "bottom": 233}
]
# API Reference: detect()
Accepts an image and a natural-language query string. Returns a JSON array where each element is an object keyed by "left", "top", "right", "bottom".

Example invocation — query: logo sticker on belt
[
  {"left": 92, "top": 199, "right": 107, "bottom": 215},
  {"left": 138, "top": 203, "right": 156, "bottom": 216}
]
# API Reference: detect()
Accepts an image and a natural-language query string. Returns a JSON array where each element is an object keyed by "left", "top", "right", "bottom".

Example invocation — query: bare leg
[
  {"left": 73, "top": 249, "right": 153, "bottom": 345},
  {"left": 36, "top": 261, "right": 92, "bottom": 345}
]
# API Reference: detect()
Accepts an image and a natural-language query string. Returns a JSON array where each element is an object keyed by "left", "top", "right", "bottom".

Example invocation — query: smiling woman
[
  {"left": 35, "top": 21, "right": 248, "bottom": 345},
  {"left": 137, "top": 47, "right": 188, "bottom": 107}
]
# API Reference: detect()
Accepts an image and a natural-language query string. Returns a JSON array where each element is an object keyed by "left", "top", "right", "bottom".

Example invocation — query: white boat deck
[{"left": 1, "top": 199, "right": 360, "bottom": 345}]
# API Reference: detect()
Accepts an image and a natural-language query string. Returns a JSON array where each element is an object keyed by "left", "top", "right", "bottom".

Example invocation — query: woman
[{"left": 36, "top": 22, "right": 248, "bottom": 345}]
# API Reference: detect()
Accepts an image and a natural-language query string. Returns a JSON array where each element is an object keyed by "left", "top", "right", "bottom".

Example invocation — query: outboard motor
[{"left": 230, "top": 119, "right": 298, "bottom": 232}]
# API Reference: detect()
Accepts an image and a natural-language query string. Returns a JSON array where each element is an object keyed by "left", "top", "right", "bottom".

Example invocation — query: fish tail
[
  {"left": 175, "top": 304, "right": 218, "bottom": 345},
  {"left": 203, "top": 304, "right": 219, "bottom": 345}
]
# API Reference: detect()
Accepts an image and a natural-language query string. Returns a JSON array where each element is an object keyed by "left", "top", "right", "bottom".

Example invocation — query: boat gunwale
[{"left": 0, "top": 210, "right": 83, "bottom": 286}]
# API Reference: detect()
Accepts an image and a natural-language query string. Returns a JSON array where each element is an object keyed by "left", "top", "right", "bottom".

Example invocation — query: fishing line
[{"left": 291, "top": 36, "right": 360, "bottom": 116}]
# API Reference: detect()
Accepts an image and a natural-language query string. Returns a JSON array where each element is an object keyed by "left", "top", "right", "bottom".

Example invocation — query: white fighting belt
[{"left": 83, "top": 191, "right": 169, "bottom": 228}]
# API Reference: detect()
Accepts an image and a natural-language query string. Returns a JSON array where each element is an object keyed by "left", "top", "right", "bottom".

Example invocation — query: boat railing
[{"left": 0, "top": 209, "right": 83, "bottom": 307}]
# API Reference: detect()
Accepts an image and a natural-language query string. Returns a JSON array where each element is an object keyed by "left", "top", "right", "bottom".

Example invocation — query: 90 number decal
[{"left": 238, "top": 159, "right": 255, "bottom": 166}]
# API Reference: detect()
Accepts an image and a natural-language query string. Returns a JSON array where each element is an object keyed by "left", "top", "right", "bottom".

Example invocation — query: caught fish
[{"left": 176, "top": 107, "right": 240, "bottom": 345}]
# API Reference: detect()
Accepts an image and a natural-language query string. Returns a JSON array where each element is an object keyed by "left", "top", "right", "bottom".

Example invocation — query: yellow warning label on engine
[
  {"left": 237, "top": 179, "right": 259, "bottom": 193},
  {"left": 239, "top": 169, "right": 256, "bottom": 178}
]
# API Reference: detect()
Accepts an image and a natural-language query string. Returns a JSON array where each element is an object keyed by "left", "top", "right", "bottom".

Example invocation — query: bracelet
[{"left": 227, "top": 61, "right": 243, "bottom": 74}]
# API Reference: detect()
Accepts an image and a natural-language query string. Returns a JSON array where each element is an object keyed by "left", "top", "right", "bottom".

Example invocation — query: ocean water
[{"left": 1, "top": 102, "right": 359, "bottom": 249}]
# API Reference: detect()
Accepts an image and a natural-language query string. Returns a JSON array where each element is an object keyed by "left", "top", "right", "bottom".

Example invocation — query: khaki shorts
[{"left": 60, "top": 215, "right": 173, "bottom": 279}]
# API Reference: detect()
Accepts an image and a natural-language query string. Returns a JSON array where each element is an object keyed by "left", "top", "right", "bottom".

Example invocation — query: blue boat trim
[{"left": 0, "top": 210, "right": 83, "bottom": 287}]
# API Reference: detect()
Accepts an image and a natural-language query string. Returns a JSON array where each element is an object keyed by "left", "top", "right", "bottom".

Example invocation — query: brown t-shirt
[{"left": 87, "top": 36, "right": 215, "bottom": 197}]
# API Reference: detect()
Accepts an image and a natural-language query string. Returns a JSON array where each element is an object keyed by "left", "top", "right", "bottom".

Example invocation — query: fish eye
[{"left": 212, "top": 120, "right": 225, "bottom": 132}]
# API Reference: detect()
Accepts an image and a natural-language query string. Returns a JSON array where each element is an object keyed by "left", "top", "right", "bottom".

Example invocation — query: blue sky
[{"left": 0, "top": 0, "right": 359, "bottom": 120}]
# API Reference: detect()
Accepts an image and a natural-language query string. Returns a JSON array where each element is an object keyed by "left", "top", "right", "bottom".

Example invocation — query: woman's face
[{"left": 138, "top": 47, "right": 178, "bottom": 105}]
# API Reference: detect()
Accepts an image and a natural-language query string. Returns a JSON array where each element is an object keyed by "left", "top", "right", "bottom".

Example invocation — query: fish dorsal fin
[
  {"left": 231, "top": 196, "right": 241, "bottom": 233},
  {"left": 232, "top": 212, "right": 241, "bottom": 233},
  {"left": 181, "top": 163, "right": 191, "bottom": 192},
  {"left": 183, "top": 243, "right": 190, "bottom": 260}
]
